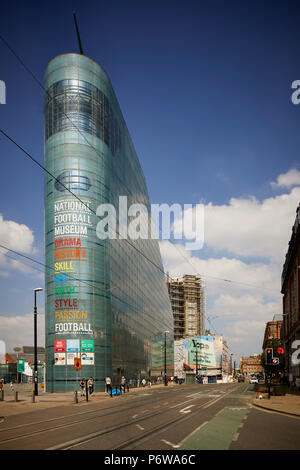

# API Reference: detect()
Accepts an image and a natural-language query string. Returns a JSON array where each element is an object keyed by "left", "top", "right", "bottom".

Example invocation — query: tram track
[
  {"left": 47, "top": 385, "right": 237, "bottom": 450},
  {"left": 0, "top": 384, "right": 237, "bottom": 449}
]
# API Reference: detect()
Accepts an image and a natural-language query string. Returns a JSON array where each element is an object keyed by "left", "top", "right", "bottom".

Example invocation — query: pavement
[
  {"left": 252, "top": 391, "right": 300, "bottom": 418},
  {"left": 0, "top": 383, "right": 166, "bottom": 417},
  {"left": 1, "top": 383, "right": 300, "bottom": 419}
]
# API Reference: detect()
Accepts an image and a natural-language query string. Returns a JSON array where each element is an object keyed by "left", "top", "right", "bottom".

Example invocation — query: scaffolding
[{"left": 167, "top": 275, "right": 206, "bottom": 340}]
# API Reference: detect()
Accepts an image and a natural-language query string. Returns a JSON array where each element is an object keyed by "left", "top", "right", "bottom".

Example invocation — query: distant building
[
  {"left": 281, "top": 204, "right": 300, "bottom": 387},
  {"left": 167, "top": 275, "right": 206, "bottom": 340},
  {"left": 262, "top": 314, "right": 283, "bottom": 349},
  {"left": 6, "top": 346, "right": 45, "bottom": 364},
  {"left": 240, "top": 355, "right": 263, "bottom": 377}
]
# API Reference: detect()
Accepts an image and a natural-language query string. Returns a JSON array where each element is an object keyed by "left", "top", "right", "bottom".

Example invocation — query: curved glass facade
[{"left": 44, "top": 53, "right": 173, "bottom": 391}]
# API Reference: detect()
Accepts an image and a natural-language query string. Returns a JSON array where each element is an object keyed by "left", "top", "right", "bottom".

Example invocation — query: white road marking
[
  {"left": 136, "top": 424, "right": 144, "bottom": 430},
  {"left": 161, "top": 439, "right": 180, "bottom": 448},
  {"left": 179, "top": 404, "right": 195, "bottom": 414}
]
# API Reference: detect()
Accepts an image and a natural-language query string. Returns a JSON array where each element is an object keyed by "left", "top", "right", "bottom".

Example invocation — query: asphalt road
[{"left": 0, "top": 383, "right": 299, "bottom": 450}]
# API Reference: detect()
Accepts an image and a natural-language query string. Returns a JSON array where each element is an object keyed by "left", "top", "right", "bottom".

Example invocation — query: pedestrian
[
  {"left": 9, "top": 380, "right": 14, "bottom": 392},
  {"left": 148, "top": 379, "right": 152, "bottom": 388},
  {"left": 0, "top": 379, "right": 3, "bottom": 391},
  {"left": 105, "top": 376, "right": 112, "bottom": 396},
  {"left": 88, "top": 376, "right": 94, "bottom": 395},
  {"left": 142, "top": 378, "right": 146, "bottom": 388},
  {"left": 120, "top": 375, "right": 126, "bottom": 394},
  {"left": 80, "top": 378, "right": 85, "bottom": 396}
]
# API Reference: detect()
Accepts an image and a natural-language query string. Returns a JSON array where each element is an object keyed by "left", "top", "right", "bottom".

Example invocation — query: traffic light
[
  {"left": 275, "top": 346, "right": 285, "bottom": 366},
  {"left": 265, "top": 348, "right": 273, "bottom": 365}
]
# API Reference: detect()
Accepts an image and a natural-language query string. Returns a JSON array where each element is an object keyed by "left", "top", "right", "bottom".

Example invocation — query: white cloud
[
  {"left": 271, "top": 168, "right": 300, "bottom": 189},
  {"left": 173, "top": 187, "right": 300, "bottom": 262},
  {"left": 160, "top": 241, "right": 280, "bottom": 294},
  {"left": 0, "top": 313, "right": 45, "bottom": 353},
  {"left": 160, "top": 174, "right": 300, "bottom": 359},
  {"left": 0, "top": 214, "right": 37, "bottom": 275},
  {"left": 0, "top": 214, "right": 34, "bottom": 253}
]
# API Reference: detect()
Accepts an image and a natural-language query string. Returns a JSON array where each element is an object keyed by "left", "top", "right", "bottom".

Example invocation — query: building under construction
[{"left": 167, "top": 275, "right": 206, "bottom": 340}]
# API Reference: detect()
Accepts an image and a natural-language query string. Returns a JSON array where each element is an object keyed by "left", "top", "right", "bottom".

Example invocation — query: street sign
[
  {"left": 74, "top": 358, "right": 81, "bottom": 370},
  {"left": 272, "top": 358, "right": 279, "bottom": 365},
  {"left": 17, "top": 359, "right": 25, "bottom": 373}
]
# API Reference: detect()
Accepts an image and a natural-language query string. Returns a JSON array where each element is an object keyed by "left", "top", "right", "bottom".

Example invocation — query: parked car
[{"left": 249, "top": 376, "right": 258, "bottom": 384}]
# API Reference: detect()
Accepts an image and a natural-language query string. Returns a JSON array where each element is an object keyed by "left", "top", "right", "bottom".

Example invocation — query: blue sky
[{"left": 0, "top": 0, "right": 300, "bottom": 362}]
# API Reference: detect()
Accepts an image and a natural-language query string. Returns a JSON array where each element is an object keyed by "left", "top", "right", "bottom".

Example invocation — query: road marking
[
  {"left": 179, "top": 405, "right": 195, "bottom": 414},
  {"left": 136, "top": 424, "right": 144, "bottom": 430},
  {"left": 132, "top": 414, "right": 138, "bottom": 418},
  {"left": 186, "top": 392, "right": 204, "bottom": 398},
  {"left": 161, "top": 439, "right": 180, "bottom": 448}
]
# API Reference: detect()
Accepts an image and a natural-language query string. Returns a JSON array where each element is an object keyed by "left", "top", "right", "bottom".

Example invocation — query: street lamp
[
  {"left": 164, "top": 331, "right": 169, "bottom": 386},
  {"left": 230, "top": 354, "right": 233, "bottom": 375},
  {"left": 34, "top": 288, "right": 43, "bottom": 396}
]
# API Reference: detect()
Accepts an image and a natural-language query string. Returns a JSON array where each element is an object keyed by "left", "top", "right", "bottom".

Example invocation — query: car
[{"left": 249, "top": 376, "right": 258, "bottom": 384}]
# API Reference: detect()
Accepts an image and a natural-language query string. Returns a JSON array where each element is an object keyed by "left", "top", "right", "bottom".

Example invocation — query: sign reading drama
[{"left": 54, "top": 339, "right": 66, "bottom": 352}]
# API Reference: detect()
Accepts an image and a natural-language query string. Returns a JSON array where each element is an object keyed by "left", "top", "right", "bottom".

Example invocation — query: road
[{"left": 0, "top": 383, "right": 299, "bottom": 450}]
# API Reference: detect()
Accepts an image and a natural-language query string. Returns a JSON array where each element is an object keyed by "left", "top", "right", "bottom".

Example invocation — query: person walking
[
  {"left": 88, "top": 376, "right": 94, "bottom": 395},
  {"left": 141, "top": 378, "right": 146, "bottom": 388},
  {"left": 80, "top": 378, "right": 85, "bottom": 396},
  {"left": 105, "top": 376, "right": 112, "bottom": 396},
  {"left": 120, "top": 375, "right": 126, "bottom": 394},
  {"left": 9, "top": 380, "right": 14, "bottom": 392}
]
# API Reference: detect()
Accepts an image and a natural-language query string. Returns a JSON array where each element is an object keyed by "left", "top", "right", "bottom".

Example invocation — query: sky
[{"left": 0, "top": 0, "right": 300, "bottom": 365}]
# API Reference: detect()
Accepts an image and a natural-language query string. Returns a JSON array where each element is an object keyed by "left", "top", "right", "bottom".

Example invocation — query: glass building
[{"left": 44, "top": 53, "right": 173, "bottom": 391}]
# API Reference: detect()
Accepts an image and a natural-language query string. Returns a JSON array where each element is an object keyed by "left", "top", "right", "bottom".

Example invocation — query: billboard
[{"left": 179, "top": 335, "right": 224, "bottom": 370}]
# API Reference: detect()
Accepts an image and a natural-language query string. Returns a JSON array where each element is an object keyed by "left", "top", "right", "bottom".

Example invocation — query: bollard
[
  {"left": 32, "top": 390, "right": 35, "bottom": 403},
  {"left": 74, "top": 390, "right": 78, "bottom": 404},
  {"left": 0, "top": 390, "right": 4, "bottom": 401},
  {"left": 14, "top": 391, "right": 18, "bottom": 402}
]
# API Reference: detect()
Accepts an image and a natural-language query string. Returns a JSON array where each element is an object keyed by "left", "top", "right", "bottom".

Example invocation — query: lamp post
[
  {"left": 230, "top": 354, "right": 233, "bottom": 375},
  {"left": 164, "top": 331, "right": 169, "bottom": 386},
  {"left": 34, "top": 288, "right": 43, "bottom": 396}
]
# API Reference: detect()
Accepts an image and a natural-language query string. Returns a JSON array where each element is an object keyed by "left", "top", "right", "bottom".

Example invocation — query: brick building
[
  {"left": 281, "top": 204, "right": 300, "bottom": 387},
  {"left": 240, "top": 354, "right": 263, "bottom": 377}
]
